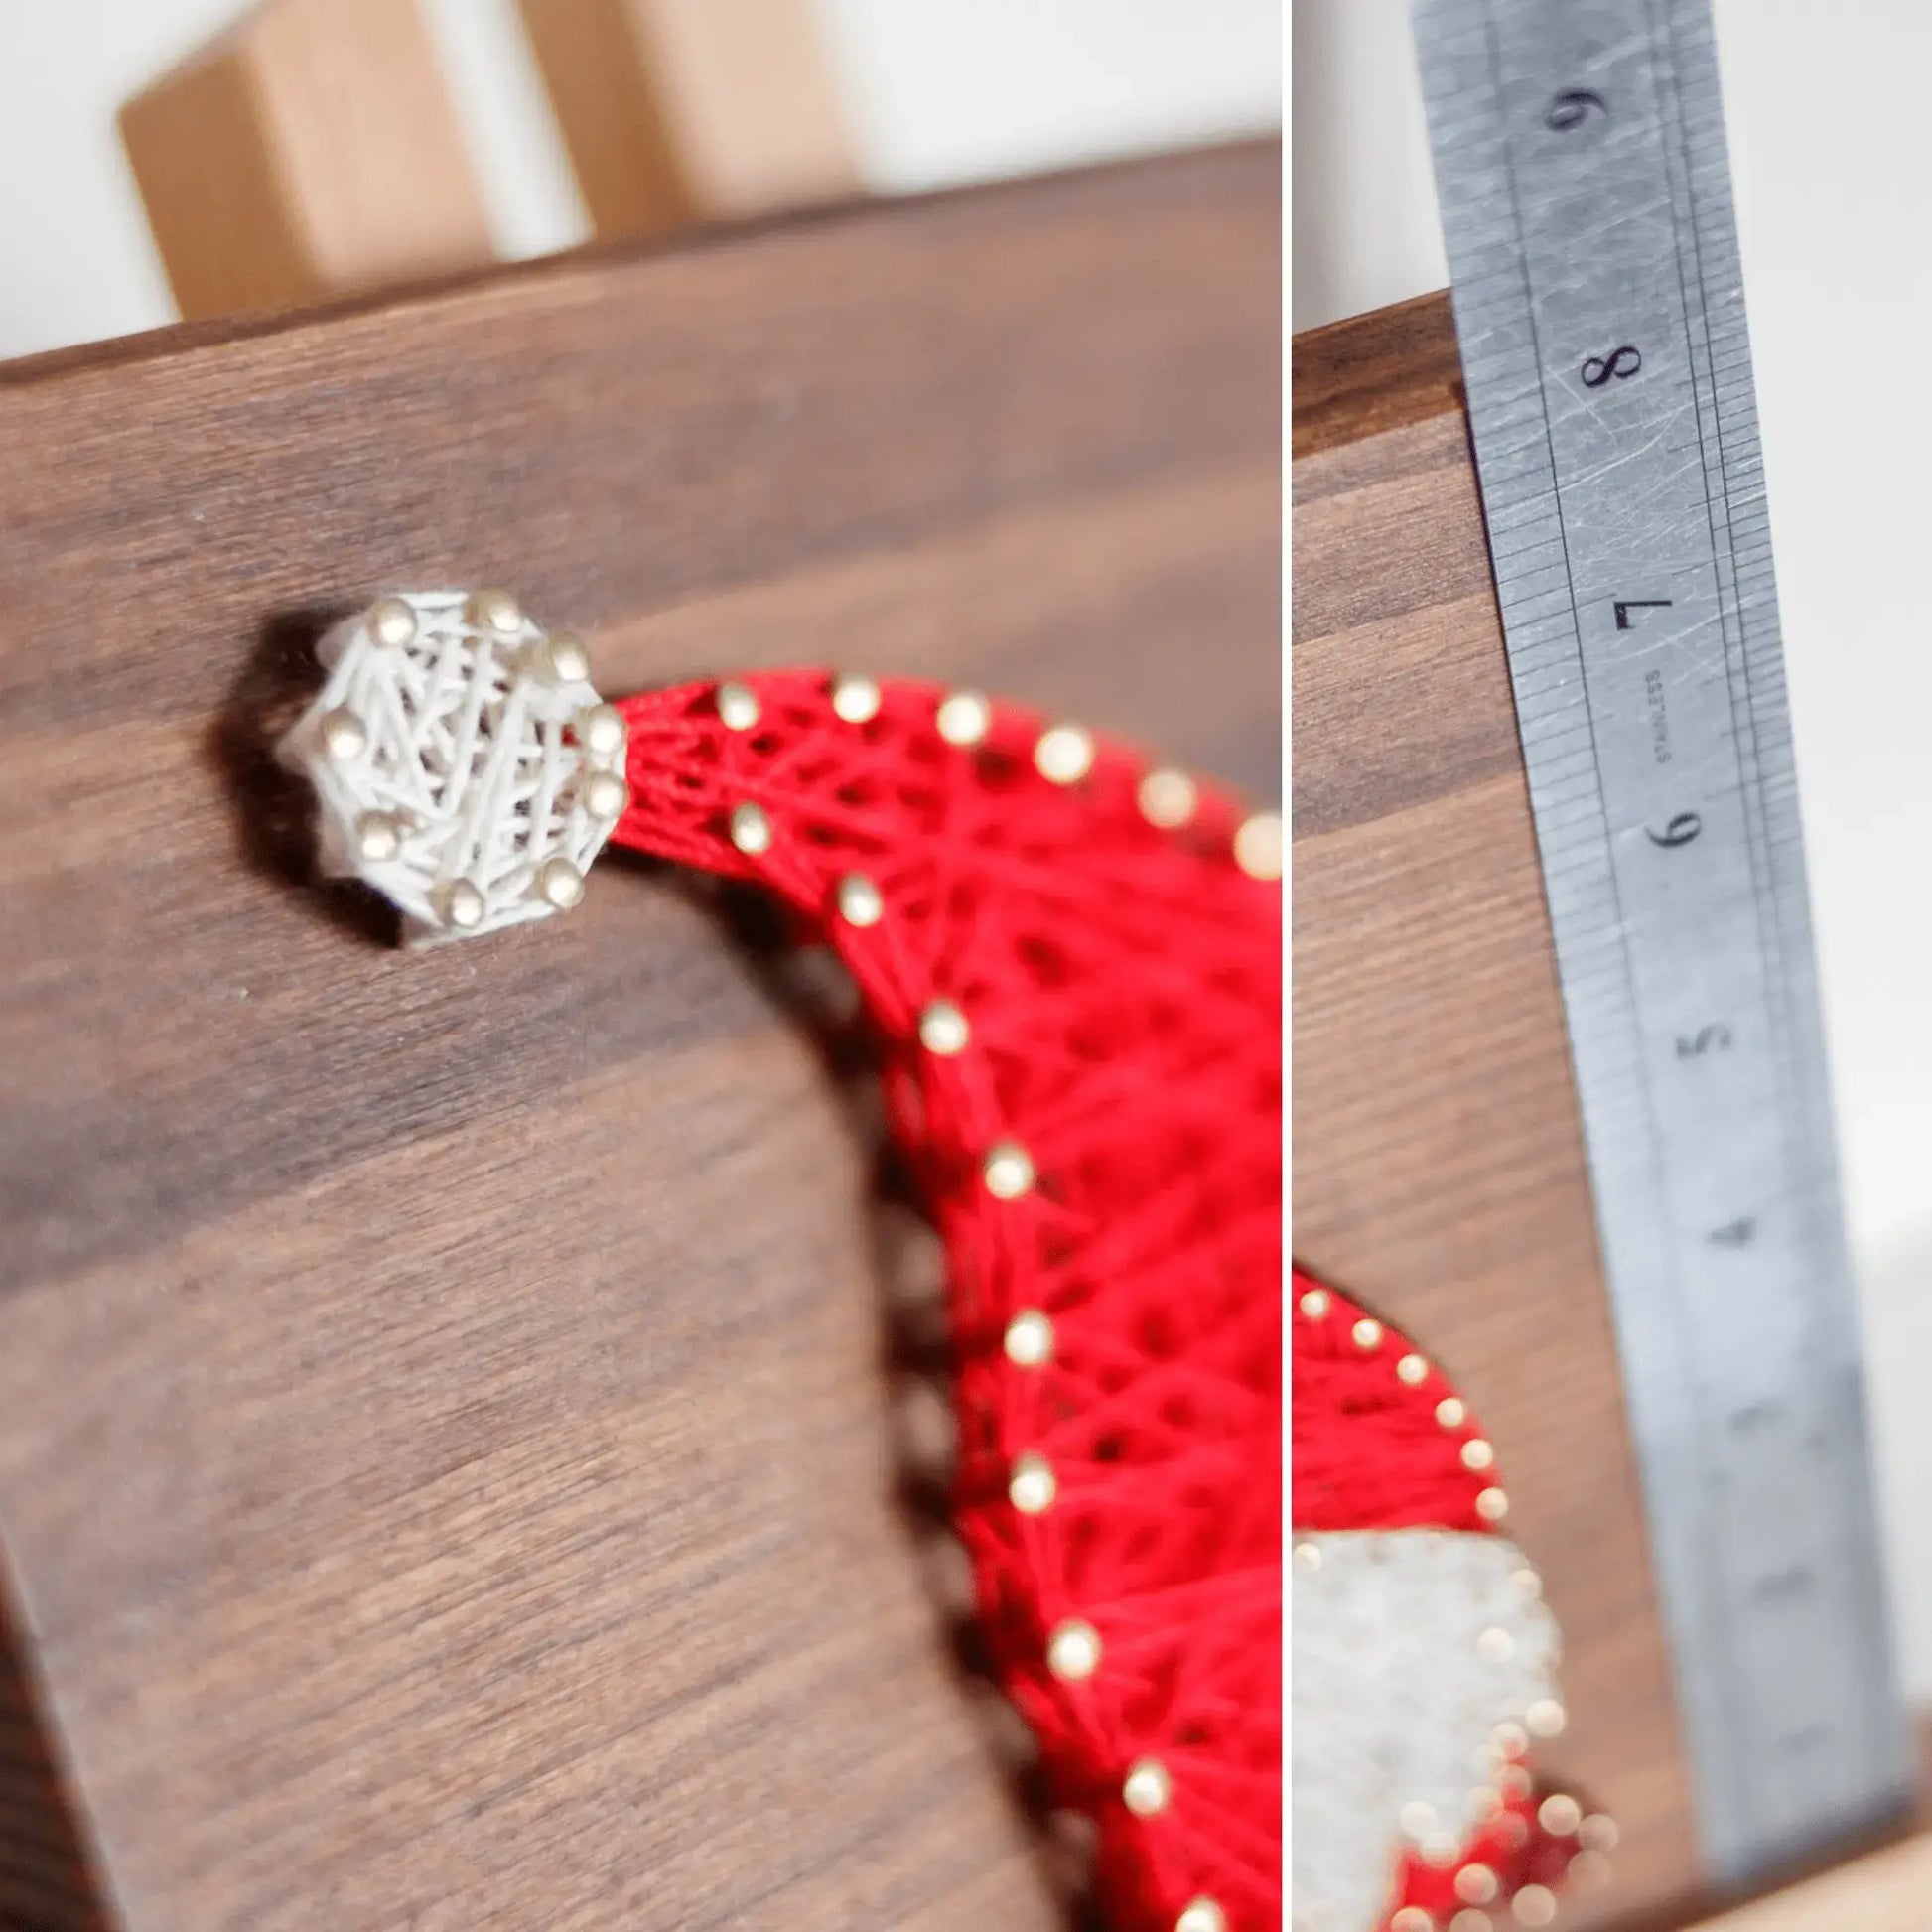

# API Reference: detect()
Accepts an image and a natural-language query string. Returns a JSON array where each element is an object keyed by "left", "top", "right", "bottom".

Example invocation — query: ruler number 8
[{"left": 1582, "top": 345, "right": 1642, "bottom": 387}]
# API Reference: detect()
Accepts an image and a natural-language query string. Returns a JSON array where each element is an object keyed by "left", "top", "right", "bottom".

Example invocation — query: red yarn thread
[
  {"left": 610, "top": 672, "right": 1283, "bottom": 1931},
  {"left": 1292, "top": 1271, "right": 1495, "bottom": 1535},
  {"left": 1388, "top": 1771, "right": 1586, "bottom": 1923}
]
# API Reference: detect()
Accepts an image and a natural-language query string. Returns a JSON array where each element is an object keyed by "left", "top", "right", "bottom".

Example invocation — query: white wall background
[
  {"left": 1296, "top": 0, "right": 1932, "bottom": 1701},
  {"left": 0, "top": 0, "right": 1282, "bottom": 362}
]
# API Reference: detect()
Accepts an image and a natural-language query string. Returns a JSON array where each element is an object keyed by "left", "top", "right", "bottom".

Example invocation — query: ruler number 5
[{"left": 1677, "top": 1024, "right": 1733, "bottom": 1058}]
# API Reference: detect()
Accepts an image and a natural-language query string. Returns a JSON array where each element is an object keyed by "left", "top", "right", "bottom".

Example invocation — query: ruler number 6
[
  {"left": 1647, "top": 811, "right": 1702, "bottom": 848},
  {"left": 1583, "top": 345, "right": 1642, "bottom": 387}
]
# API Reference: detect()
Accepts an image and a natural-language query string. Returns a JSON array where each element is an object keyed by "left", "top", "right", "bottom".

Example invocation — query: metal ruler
[{"left": 1410, "top": 0, "right": 1912, "bottom": 1885}]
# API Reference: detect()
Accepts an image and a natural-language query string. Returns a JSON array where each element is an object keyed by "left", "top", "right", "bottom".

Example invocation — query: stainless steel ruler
[{"left": 1410, "top": 0, "right": 1912, "bottom": 1885}]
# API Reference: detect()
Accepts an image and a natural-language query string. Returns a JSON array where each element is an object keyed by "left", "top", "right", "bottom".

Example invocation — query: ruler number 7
[{"left": 1615, "top": 599, "right": 1672, "bottom": 629}]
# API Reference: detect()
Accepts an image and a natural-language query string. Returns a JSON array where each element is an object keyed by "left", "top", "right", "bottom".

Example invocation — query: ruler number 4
[{"left": 1544, "top": 88, "right": 1607, "bottom": 132}]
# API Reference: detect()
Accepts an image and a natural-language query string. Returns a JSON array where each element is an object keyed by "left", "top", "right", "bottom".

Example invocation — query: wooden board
[
  {"left": 1292, "top": 292, "right": 1706, "bottom": 1928},
  {"left": 0, "top": 143, "right": 1280, "bottom": 1931},
  {"left": 1701, "top": 1831, "right": 1932, "bottom": 1932}
]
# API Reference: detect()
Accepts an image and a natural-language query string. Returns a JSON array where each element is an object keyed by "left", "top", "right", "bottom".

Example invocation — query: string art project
[
  {"left": 276, "top": 590, "right": 1285, "bottom": 1932},
  {"left": 1293, "top": 1268, "right": 1615, "bottom": 1930}
]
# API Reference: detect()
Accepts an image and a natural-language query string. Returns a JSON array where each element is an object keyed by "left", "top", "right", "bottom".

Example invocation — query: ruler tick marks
[{"left": 1413, "top": 0, "right": 1911, "bottom": 1886}]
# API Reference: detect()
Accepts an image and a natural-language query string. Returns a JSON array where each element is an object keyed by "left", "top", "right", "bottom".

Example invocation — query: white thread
[
  {"left": 278, "top": 592, "right": 622, "bottom": 943},
  {"left": 1291, "top": 1530, "right": 1563, "bottom": 1932}
]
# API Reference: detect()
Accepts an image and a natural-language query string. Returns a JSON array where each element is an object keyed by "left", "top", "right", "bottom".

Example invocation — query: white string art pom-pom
[{"left": 276, "top": 590, "right": 627, "bottom": 943}]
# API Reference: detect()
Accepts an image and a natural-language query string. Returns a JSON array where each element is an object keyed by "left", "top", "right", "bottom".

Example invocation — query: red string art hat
[
  {"left": 275, "top": 591, "right": 1285, "bottom": 1932},
  {"left": 1292, "top": 1268, "right": 1616, "bottom": 1930}
]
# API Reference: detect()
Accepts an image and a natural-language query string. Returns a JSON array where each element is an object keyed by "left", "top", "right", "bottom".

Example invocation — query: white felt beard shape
[{"left": 1292, "top": 1270, "right": 1608, "bottom": 1932}]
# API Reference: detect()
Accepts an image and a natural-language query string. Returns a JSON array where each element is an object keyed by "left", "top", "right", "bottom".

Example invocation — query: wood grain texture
[
  {"left": 0, "top": 143, "right": 1279, "bottom": 1931},
  {"left": 520, "top": 0, "right": 859, "bottom": 241},
  {"left": 119, "top": 0, "right": 495, "bottom": 322},
  {"left": 1293, "top": 304, "right": 1706, "bottom": 1927},
  {"left": 1290, "top": 290, "right": 1460, "bottom": 462}
]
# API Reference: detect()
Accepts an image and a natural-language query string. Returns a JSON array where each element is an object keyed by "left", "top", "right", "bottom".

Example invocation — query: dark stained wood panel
[
  {"left": 1293, "top": 305, "right": 1706, "bottom": 1928},
  {"left": 1290, "top": 289, "right": 1461, "bottom": 461},
  {"left": 0, "top": 142, "right": 1280, "bottom": 1931}
]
